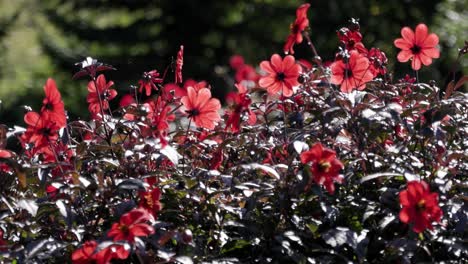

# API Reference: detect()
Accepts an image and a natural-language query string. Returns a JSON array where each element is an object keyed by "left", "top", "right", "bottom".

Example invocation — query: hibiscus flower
[
  {"left": 107, "top": 209, "right": 154, "bottom": 243},
  {"left": 394, "top": 23, "right": 440, "bottom": 70},
  {"left": 180, "top": 87, "right": 221, "bottom": 130},
  {"left": 87, "top": 74, "right": 117, "bottom": 117},
  {"left": 330, "top": 50, "right": 374, "bottom": 92},
  {"left": 300, "top": 143, "right": 344, "bottom": 194},
  {"left": 259, "top": 54, "right": 301, "bottom": 97},
  {"left": 399, "top": 180, "right": 443, "bottom": 233},
  {"left": 283, "top": 3, "right": 310, "bottom": 54},
  {"left": 41, "top": 78, "right": 66, "bottom": 128}
]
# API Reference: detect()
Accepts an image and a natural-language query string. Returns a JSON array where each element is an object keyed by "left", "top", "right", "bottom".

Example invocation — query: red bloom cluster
[
  {"left": 334, "top": 21, "right": 388, "bottom": 85},
  {"left": 337, "top": 26, "right": 367, "bottom": 54},
  {"left": 108, "top": 209, "right": 155, "bottom": 243},
  {"left": 225, "top": 83, "right": 256, "bottom": 133},
  {"left": 164, "top": 79, "right": 208, "bottom": 100},
  {"left": 138, "top": 187, "right": 162, "bottom": 218},
  {"left": 394, "top": 23, "right": 440, "bottom": 70},
  {"left": 229, "top": 55, "right": 259, "bottom": 86},
  {"left": 21, "top": 79, "right": 67, "bottom": 157},
  {"left": 72, "top": 241, "right": 130, "bottom": 264},
  {"left": 87, "top": 74, "right": 117, "bottom": 118},
  {"left": 300, "top": 143, "right": 344, "bottom": 194},
  {"left": 284, "top": 3, "right": 311, "bottom": 54},
  {"left": 259, "top": 54, "right": 301, "bottom": 97},
  {"left": 399, "top": 181, "right": 443, "bottom": 233}
]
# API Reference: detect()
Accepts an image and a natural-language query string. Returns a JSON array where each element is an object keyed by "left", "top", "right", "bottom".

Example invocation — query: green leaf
[{"left": 221, "top": 239, "right": 251, "bottom": 254}]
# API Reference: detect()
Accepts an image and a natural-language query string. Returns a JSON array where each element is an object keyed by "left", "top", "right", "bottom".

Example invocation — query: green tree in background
[{"left": 0, "top": 0, "right": 466, "bottom": 125}]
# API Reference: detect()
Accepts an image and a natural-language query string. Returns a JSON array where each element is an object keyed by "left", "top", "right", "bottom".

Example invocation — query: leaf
[
  {"left": 117, "top": 178, "right": 146, "bottom": 191},
  {"left": 175, "top": 256, "right": 193, "bottom": 264},
  {"left": 55, "top": 200, "right": 67, "bottom": 218},
  {"left": 221, "top": 239, "right": 251, "bottom": 254},
  {"left": 293, "top": 141, "right": 308, "bottom": 154},
  {"left": 161, "top": 145, "right": 180, "bottom": 165},
  {"left": 360, "top": 172, "right": 402, "bottom": 183},
  {"left": 241, "top": 163, "right": 280, "bottom": 179},
  {"left": 378, "top": 215, "right": 396, "bottom": 230},
  {"left": 17, "top": 199, "right": 38, "bottom": 217},
  {"left": 444, "top": 75, "right": 468, "bottom": 99}
]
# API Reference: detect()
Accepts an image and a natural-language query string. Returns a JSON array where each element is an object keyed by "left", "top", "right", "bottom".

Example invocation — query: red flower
[
  {"left": 225, "top": 83, "right": 256, "bottom": 133},
  {"left": 394, "top": 23, "right": 440, "bottom": 70},
  {"left": 119, "top": 94, "right": 135, "bottom": 108},
  {"left": 259, "top": 54, "right": 301, "bottom": 97},
  {"left": 72, "top": 240, "right": 98, "bottom": 264},
  {"left": 93, "top": 244, "right": 130, "bottom": 264},
  {"left": 399, "top": 181, "right": 443, "bottom": 233},
  {"left": 87, "top": 74, "right": 117, "bottom": 116},
  {"left": 138, "top": 70, "right": 163, "bottom": 96},
  {"left": 72, "top": 241, "right": 130, "bottom": 264},
  {"left": 229, "top": 55, "right": 245, "bottom": 70},
  {"left": 147, "top": 98, "right": 175, "bottom": 145},
  {"left": 235, "top": 64, "right": 259, "bottom": 84},
  {"left": 164, "top": 79, "right": 208, "bottom": 100},
  {"left": 330, "top": 50, "right": 374, "bottom": 92},
  {"left": 300, "top": 143, "right": 344, "bottom": 194},
  {"left": 175, "top": 45, "right": 184, "bottom": 84},
  {"left": 41, "top": 78, "right": 66, "bottom": 128},
  {"left": 23, "top": 112, "right": 60, "bottom": 148},
  {"left": 180, "top": 87, "right": 221, "bottom": 130},
  {"left": 367, "top": 48, "right": 388, "bottom": 77},
  {"left": 138, "top": 187, "right": 162, "bottom": 218},
  {"left": 337, "top": 27, "right": 367, "bottom": 54},
  {"left": 283, "top": 3, "right": 310, "bottom": 54},
  {"left": 107, "top": 209, "right": 154, "bottom": 243},
  {"left": 0, "top": 149, "right": 11, "bottom": 159}
]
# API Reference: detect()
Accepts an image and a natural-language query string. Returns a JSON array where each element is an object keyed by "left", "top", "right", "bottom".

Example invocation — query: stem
[
  {"left": 92, "top": 77, "right": 111, "bottom": 140},
  {"left": 281, "top": 92, "right": 288, "bottom": 144},
  {"left": 304, "top": 33, "right": 320, "bottom": 65},
  {"left": 48, "top": 141, "right": 64, "bottom": 175},
  {"left": 182, "top": 118, "right": 192, "bottom": 175}
]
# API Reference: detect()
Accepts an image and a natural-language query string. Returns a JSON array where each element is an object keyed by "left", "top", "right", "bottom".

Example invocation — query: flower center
[
  {"left": 119, "top": 224, "right": 130, "bottom": 234},
  {"left": 44, "top": 102, "right": 54, "bottom": 111},
  {"left": 410, "top": 45, "right": 422, "bottom": 54},
  {"left": 40, "top": 127, "right": 52, "bottom": 136},
  {"left": 186, "top": 109, "right": 200, "bottom": 118},
  {"left": 277, "top": 72, "right": 286, "bottom": 81},
  {"left": 415, "top": 199, "right": 426, "bottom": 212},
  {"left": 145, "top": 193, "right": 154, "bottom": 208},
  {"left": 291, "top": 23, "right": 300, "bottom": 34},
  {"left": 318, "top": 161, "right": 331, "bottom": 172},
  {"left": 343, "top": 68, "right": 353, "bottom": 79}
]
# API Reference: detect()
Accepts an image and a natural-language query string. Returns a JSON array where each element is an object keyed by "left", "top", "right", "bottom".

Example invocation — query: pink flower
[
  {"left": 330, "top": 50, "right": 374, "bottom": 92},
  {"left": 259, "top": 54, "right": 301, "bottom": 97},
  {"left": 394, "top": 23, "right": 440, "bottom": 70}
]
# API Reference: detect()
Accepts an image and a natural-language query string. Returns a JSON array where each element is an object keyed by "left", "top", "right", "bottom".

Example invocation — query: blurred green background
[{"left": 0, "top": 0, "right": 466, "bottom": 125}]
